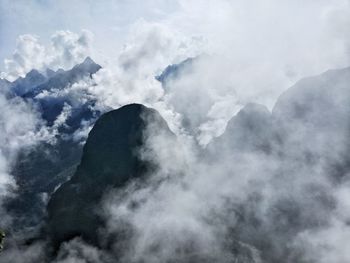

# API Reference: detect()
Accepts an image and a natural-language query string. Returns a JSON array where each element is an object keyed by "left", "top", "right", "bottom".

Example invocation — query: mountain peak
[
  {"left": 10, "top": 69, "right": 47, "bottom": 96},
  {"left": 25, "top": 69, "right": 44, "bottom": 79},
  {"left": 72, "top": 56, "right": 101, "bottom": 73},
  {"left": 47, "top": 103, "right": 174, "bottom": 247},
  {"left": 45, "top": 68, "right": 56, "bottom": 77},
  {"left": 82, "top": 56, "right": 95, "bottom": 64}
]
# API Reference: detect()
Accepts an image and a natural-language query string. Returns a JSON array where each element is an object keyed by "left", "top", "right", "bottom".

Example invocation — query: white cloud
[
  {"left": 1, "top": 34, "right": 46, "bottom": 81},
  {"left": 1, "top": 1, "right": 350, "bottom": 262},
  {"left": 1, "top": 30, "right": 93, "bottom": 81},
  {"left": 0, "top": 92, "right": 42, "bottom": 227}
]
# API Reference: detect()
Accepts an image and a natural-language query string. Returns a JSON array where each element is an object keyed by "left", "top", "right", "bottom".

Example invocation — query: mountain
[
  {"left": 4, "top": 57, "right": 104, "bottom": 232},
  {"left": 206, "top": 67, "right": 350, "bottom": 262},
  {"left": 0, "top": 78, "right": 12, "bottom": 96},
  {"left": 23, "top": 56, "right": 101, "bottom": 99},
  {"left": 44, "top": 65, "right": 350, "bottom": 261},
  {"left": 47, "top": 104, "right": 174, "bottom": 248},
  {"left": 45, "top": 103, "right": 261, "bottom": 262},
  {"left": 272, "top": 67, "right": 350, "bottom": 178},
  {"left": 3, "top": 56, "right": 350, "bottom": 262},
  {"left": 156, "top": 57, "right": 195, "bottom": 88},
  {"left": 208, "top": 66, "right": 350, "bottom": 177},
  {"left": 22, "top": 57, "right": 102, "bottom": 125},
  {"left": 1, "top": 57, "right": 102, "bottom": 125},
  {"left": 207, "top": 103, "right": 273, "bottom": 158},
  {"left": 11, "top": 69, "right": 47, "bottom": 96}
]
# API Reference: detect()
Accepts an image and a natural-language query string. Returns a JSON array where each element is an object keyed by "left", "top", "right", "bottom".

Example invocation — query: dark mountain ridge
[{"left": 47, "top": 104, "right": 174, "bottom": 248}]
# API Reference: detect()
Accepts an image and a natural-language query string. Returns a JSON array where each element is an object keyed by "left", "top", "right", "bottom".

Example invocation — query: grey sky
[
  {"left": 1, "top": 0, "right": 349, "bottom": 72},
  {"left": 0, "top": 0, "right": 179, "bottom": 67}
]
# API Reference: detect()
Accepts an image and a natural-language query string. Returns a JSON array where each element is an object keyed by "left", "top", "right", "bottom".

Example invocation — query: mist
[{"left": 1, "top": 0, "right": 350, "bottom": 262}]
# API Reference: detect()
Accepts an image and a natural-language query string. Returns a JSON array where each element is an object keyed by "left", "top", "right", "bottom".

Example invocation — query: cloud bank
[
  {"left": 1, "top": 30, "right": 93, "bottom": 81},
  {"left": 0, "top": 0, "right": 350, "bottom": 262}
]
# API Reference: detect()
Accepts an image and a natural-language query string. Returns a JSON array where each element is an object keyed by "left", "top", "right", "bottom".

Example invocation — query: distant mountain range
[
  {"left": 7, "top": 57, "right": 100, "bottom": 97},
  {"left": 2, "top": 57, "right": 104, "bottom": 232}
]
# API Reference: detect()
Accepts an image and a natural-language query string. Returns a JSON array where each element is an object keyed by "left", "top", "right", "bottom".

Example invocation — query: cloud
[
  {"left": 2, "top": 0, "right": 350, "bottom": 142},
  {"left": 96, "top": 64, "right": 350, "bottom": 262},
  {"left": 49, "top": 30, "right": 93, "bottom": 71},
  {"left": 0, "top": 91, "right": 43, "bottom": 242},
  {"left": 1, "top": 1, "right": 350, "bottom": 262},
  {"left": 53, "top": 238, "right": 111, "bottom": 263},
  {"left": 1, "top": 34, "right": 46, "bottom": 81},
  {"left": 0, "top": 94, "right": 41, "bottom": 173},
  {"left": 89, "top": 20, "right": 203, "bottom": 134},
  {"left": 0, "top": 240, "right": 45, "bottom": 263},
  {"left": 1, "top": 30, "right": 93, "bottom": 81}
]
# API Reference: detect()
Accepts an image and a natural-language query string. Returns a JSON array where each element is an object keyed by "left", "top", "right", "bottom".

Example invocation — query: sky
[
  {"left": 1, "top": 0, "right": 350, "bottom": 74},
  {"left": 0, "top": 0, "right": 180, "bottom": 66}
]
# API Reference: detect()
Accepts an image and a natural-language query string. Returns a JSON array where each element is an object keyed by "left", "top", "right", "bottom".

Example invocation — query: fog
[{"left": 1, "top": 0, "right": 350, "bottom": 262}]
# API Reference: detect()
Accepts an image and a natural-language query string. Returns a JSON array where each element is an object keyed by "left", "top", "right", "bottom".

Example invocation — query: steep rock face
[{"left": 47, "top": 104, "right": 173, "bottom": 247}]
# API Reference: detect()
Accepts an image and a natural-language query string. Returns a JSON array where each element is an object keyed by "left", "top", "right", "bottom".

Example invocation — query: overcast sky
[
  {"left": 0, "top": 0, "right": 181, "bottom": 66},
  {"left": 1, "top": 0, "right": 350, "bottom": 70}
]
